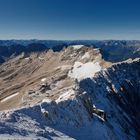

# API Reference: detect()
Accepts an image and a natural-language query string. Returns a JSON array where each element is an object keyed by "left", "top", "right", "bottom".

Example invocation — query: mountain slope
[
  {"left": 0, "top": 58, "right": 139, "bottom": 140},
  {"left": 0, "top": 46, "right": 110, "bottom": 110},
  {"left": 0, "top": 45, "right": 139, "bottom": 139}
]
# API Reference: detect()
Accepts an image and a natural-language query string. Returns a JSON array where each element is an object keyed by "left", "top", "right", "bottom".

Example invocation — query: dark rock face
[{"left": 80, "top": 59, "right": 140, "bottom": 139}]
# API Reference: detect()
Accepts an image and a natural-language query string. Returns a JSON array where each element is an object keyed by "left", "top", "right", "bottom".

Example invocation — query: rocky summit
[{"left": 0, "top": 45, "right": 139, "bottom": 140}]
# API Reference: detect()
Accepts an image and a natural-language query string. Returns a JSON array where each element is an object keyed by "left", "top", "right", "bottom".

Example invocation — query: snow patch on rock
[
  {"left": 1, "top": 92, "right": 19, "bottom": 103},
  {"left": 42, "top": 98, "right": 52, "bottom": 103},
  {"left": 70, "top": 45, "right": 84, "bottom": 50},
  {"left": 41, "top": 78, "right": 47, "bottom": 82},
  {"left": 82, "top": 52, "right": 90, "bottom": 59},
  {"left": 68, "top": 61, "right": 102, "bottom": 80},
  {"left": 56, "top": 89, "right": 75, "bottom": 103}
]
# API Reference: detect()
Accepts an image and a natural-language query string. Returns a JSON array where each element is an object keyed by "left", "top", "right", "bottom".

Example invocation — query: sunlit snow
[
  {"left": 41, "top": 78, "right": 47, "bottom": 82},
  {"left": 68, "top": 61, "right": 101, "bottom": 80},
  {"left": 71, "top": 45, "right": 84, "bottom": 50}
]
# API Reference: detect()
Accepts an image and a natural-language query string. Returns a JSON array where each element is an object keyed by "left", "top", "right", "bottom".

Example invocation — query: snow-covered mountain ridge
[{"left": 0, "top": 45, "right": 140, "bottom": 139}]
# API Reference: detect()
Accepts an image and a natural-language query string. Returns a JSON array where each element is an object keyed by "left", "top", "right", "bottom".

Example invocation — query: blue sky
[{"left": 0, "top": 0, "right": 140, "bottom": 40}]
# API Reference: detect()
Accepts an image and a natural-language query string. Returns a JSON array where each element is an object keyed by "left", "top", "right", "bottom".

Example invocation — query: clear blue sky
[{"left": 0, "top": 0, "right": 140, "bottom": 40}]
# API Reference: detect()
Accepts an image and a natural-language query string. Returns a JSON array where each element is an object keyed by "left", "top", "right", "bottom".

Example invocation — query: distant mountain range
[{"left": 0, "top": 40, "right": 140, "bottom": 63}]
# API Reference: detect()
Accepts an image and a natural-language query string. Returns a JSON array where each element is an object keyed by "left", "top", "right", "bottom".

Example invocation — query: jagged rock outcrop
[{"left": 80, "top": 58, "right": 140, "bottom": 139}]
